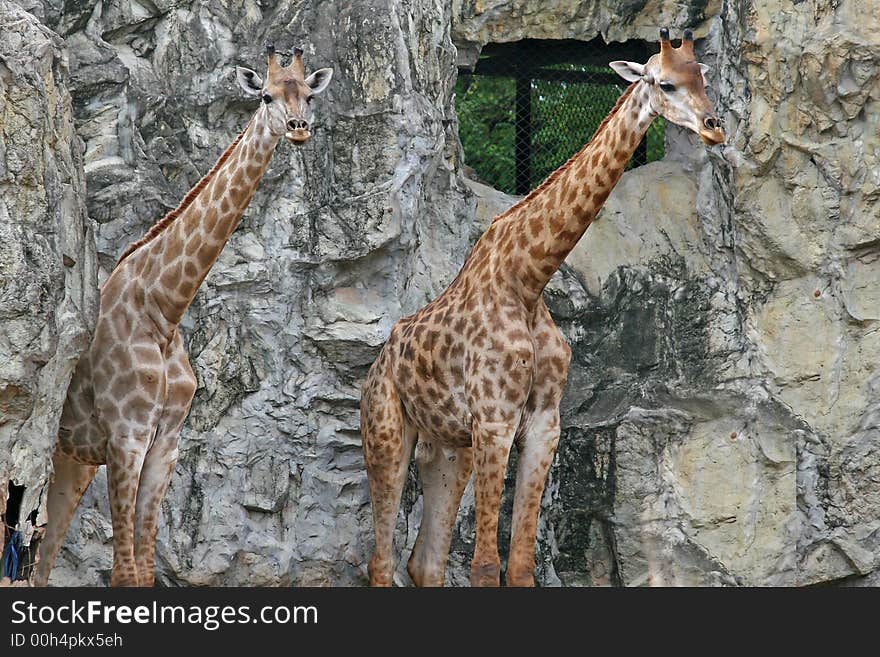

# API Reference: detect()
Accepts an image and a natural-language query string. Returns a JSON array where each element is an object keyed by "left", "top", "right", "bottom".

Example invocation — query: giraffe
[
  {"left": 31, "top": 45, "right": 333, "bottom": 586},
  {"left": 361, "top": 28, "right": 725, "bottom": 587}
]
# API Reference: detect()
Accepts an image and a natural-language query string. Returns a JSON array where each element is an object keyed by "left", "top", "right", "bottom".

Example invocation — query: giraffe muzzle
[
  {"left": 286, "top": 119, "right": 311, "bottom": 143},
  {"left": 286, "top": 130, "right": 311, "bottom": 143},
  {"left": 699, "top": 115, "right": 725, "bottom": 146}
]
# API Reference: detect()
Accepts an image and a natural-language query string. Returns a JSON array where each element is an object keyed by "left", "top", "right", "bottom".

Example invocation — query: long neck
[
  {"left": 146, "top": 106, "right": 280, "bottom": 325},
  {"left": 493, "top": 80, "right": 654, "bottom": 306}
]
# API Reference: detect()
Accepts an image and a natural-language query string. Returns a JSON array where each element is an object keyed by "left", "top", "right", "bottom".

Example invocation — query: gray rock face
[
  {"left": 0, "top": 0, "right": 96, "bottom": 562},
  {"left": 452, "top": 0, "right": 721, "bottom": 66},
  {"left": 715, "top": 0, "right": 880, "bottom": 586},
  {"left": 3, "top": 0, "right": 877, "bottom": 586}
]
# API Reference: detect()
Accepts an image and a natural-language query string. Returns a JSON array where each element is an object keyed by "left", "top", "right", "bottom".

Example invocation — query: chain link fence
[{"left": 456, "top": 38, "right": 665, "bottom": 196}]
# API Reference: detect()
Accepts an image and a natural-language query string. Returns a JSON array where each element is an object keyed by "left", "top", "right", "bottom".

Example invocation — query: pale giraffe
[
  {"left": 32, "top": 45, "right": 333, "bottom": 586},
  {"left": 361, "top": 29, "right": 725, "bottom": 587}
]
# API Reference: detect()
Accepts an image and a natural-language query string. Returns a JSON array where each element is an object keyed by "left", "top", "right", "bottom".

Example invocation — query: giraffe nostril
[
  {"left": 288, "top": 119, "right": 308, "bottom": 132},
  {"left": 703, "top": 116, "right": 720, "bottom": 131}
]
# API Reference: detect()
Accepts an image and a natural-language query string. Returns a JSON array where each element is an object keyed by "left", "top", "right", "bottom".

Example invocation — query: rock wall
[
  {"left": 0, "top": 0, "right": 95, "bottom": 566},
  {"left": 3, "top": 0, "right": 877, "bottom": 586},
  {"left": 452, "top": 0, "right": 721, "bottom": 66},
  {"left": 711, "top": 0, "right": 880, "bottom": 586}
]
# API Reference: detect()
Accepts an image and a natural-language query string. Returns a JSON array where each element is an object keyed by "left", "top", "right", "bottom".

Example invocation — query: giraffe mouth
[
  {"left": 699, "top": 128, "right": 725, "bottom": 146},
  {"left": 286, "top": 129, "right": 311, "bottom": 144}
]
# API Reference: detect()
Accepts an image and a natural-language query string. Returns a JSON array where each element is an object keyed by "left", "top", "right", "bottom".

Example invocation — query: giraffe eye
[
  {"left": 659, "top": 82, "right": 676, "bottom": 93},
  {"left": 262, "top": 93, "right": 273, "bottom": 104}
]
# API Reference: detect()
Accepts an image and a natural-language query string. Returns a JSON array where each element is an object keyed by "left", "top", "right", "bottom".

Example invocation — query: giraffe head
[
  {"left": 610, "top": 28, "right": 724, "bottom": 146},
  {"left": 236, "top": 44, "right": 333, "bottom": 144}
]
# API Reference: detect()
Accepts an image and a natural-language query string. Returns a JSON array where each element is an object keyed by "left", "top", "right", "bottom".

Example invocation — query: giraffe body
[
  {"left": 33, "top": 47, "right": 332, "bottom": 586},
  {"left": 362, "top": 294, "right": 569, "bottom": 586},
  {"left": 361, "top": 30, "right": 724, "bottom": 587}
]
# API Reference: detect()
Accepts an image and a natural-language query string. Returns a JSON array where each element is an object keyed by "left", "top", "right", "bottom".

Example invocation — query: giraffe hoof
[
  {"left": 470, "top": 561, "right": 501, "bottom": 587},
  {"left": 406, "top": 557, "right": 424, "bottom": 587},
  {"left": 110, "top": 571, "right": 140, "bottom": 587},
  {"left": 0, "top": 577, "right": 31, "bottom": 587},
  {"left": 407, "top": 558, "right": 444, "bottom": 587},
  {"left": 505, "top": 571, "right": 536, "bottom": 587},
  {"left": 368, "top": 556, "right": 393, "bottom": 587}
]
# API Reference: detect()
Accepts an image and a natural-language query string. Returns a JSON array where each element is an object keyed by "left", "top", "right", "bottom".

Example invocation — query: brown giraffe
[
  {"left": 32, "top": 46, "right": 332, "bottom": 586},
  {"left": 361, "top": 29, "right": 725, "bottom": 587}
]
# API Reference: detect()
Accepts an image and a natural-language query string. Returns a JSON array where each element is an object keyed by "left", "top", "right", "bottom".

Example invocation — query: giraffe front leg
[
  {"left": 361, "top": 360, "right": 416, "bottom": 587},
  {"left": 470, "top": 421, "right": 516, "bottom": 587},
  {"left": 506, "top": 411, "right": 561, "bottom": 587},
  {"left": 33, "top": 450, "right": 98, "bottom": 586},
  {"left": 107, "top": 436, "right": 150, "bottom": 586},
  {"left": 133, "top": 445, "right": 178, "bottom": 587}
]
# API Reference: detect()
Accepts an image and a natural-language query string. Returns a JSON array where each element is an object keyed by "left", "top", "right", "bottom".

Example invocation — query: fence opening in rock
[{"left": 455, "top": 37, "right": 666, "bottom": 195}]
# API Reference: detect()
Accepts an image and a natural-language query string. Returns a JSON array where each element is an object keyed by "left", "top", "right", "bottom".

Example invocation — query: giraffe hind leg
[
  {"left": 506, "top": 305, "right": 569, "bottom": 587},
  {"left": 134, "top": 336, "right": 196, "bottom": 586},
  {"left": 361, "top": 367, "right": 415, "bottom": 587},
  {"left": 132, "top": 434, "right": 181, "bottom": 587},
  {"left": 407, "top": 440, "right": 472, "bottom": 587},
  {"left": 33, "top": 450, "right": 98, "bottom": 586}
]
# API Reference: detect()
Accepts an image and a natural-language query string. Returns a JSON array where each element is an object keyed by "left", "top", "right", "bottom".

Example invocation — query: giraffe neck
[
  {"left": 494, "top": 80, "right": 654, "bottom": 306},
  {"left": 144, "top": 105, "right": 281, "bottom": 326}
]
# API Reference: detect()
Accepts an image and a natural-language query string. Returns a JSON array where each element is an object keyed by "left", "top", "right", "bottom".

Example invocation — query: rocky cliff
[
  {"left": 2, "top": 0, "right": 877, "bottom": 586},
  {"left": 708, "top": 0, "right": 880, "bottom": 586},
  {"left": 0, "top": 0, "right": 96, "bottom": 571}
]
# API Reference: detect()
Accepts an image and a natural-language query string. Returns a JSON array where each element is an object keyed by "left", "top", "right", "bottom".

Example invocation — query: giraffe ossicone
[
  {"left": 32, "top": 46, "right": 332, "bottom": 587},
  {"left": 360, "top": 28, "right": 724, "bottom": 587}
]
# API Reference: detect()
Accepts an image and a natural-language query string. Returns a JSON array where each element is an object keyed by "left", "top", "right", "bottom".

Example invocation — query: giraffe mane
[
  {"left": 113, "top": 120, "right": 252, "bottom": 269},
  {"left": 490, "top": 80, "right": 639, "bottom": 224}
]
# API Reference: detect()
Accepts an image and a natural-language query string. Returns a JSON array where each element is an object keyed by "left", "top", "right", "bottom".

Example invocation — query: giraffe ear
[
  {"left": 236, "top": 66, "right": 263, "bottom": 97},
  {"left": 609, "top": 61, "right": 646, "bottom": 83},
  {"left": 305, "top": 68, "right": 333, "bottom": 95},
  {"left": 698, "top": 63, "right": 711, "bottom": 85}
]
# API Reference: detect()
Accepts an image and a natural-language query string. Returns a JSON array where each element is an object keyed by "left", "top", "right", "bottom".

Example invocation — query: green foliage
[
  {"left": 455, "top": 69, "right": 665, "bottom": 195},
  {"left": 455, "top": 76, "right": 517, "bottom": 193}
]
